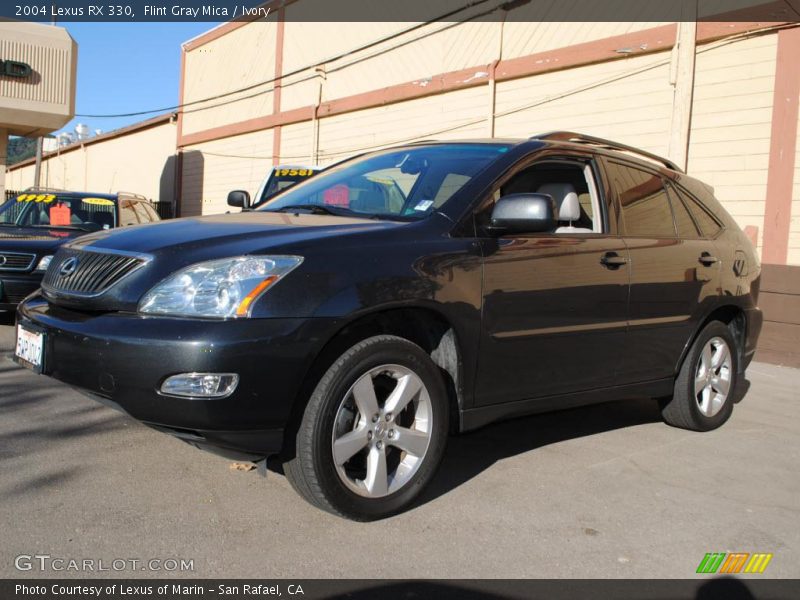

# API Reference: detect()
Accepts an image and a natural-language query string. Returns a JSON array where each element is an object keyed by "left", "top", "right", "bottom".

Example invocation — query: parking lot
[{"left": 1, "top": 313, "right": 798, "bottom": 579}]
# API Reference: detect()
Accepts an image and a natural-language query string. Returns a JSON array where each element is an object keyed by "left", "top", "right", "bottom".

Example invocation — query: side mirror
[
  {"left": 490, "top": 193, "right": 556, "bottom": 234},
  {"left": 227, "top": 190, "right": 251, "bottom": 210}
]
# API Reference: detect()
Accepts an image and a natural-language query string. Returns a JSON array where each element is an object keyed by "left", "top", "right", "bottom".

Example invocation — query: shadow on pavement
[
  {"left": 320, "top": 576, "right": 765, "bottom": 599},
  {"left": 417, "top": 396, "right": 662, "bottom": 507}
]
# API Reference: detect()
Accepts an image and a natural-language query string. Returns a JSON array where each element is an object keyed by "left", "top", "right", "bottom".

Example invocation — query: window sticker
[
  {"left": 49, "top": 204, "right": 71, "bottom": 226},
  {"left": 414, "top": 200, "right": 434, "bottom": 211},
  {"left": 15, "top": 194, "right": 55, "bottom": 203},
  {"left": 82, "top": 197, "right": 115, "bottom": 206},
  {"left": 277, "top": 168, "right": 316, "bottom": 177},
  {"left": 323, "top": 184, "right": 350, "bottom": 207}
]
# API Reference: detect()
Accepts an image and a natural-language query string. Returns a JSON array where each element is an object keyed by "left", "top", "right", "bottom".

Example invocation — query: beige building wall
[
  {"left": 181, "top": 20, "right": 278, "bottom": 136},
  {"left": 493, "top": 51, "right": 674, "bottom": 155},
  {"left": 316, "top": 86, "right": 488, "bottom": 163},
  {"left": 181, "top": 128, "right": 274, "bottom": 216},
  {"left": 687, "top": 34, "right": 778, "bottom": 258},
  {"left": 254, "top": 19, "right": 672, "bottom": 117},
  {"left": 0, "top": 22, "right": 77, "bottom": 136},
  {"left": 6, "top": 117, "right": 177, "bottom": 202}
]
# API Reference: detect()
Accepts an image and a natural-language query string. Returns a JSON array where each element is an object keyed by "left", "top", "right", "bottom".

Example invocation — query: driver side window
[{"left": 487, "top": 160, "right": 602, "bottom": 234}]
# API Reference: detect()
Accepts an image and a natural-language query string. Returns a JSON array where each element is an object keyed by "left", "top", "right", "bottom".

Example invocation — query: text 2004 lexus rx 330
[{"left": 15, "top": 133, "right": 762, "bottom": 520}]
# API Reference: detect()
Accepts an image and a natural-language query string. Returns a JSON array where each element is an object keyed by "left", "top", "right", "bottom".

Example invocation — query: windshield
[
  {"left": 253, "top": 167, "right": 321, "bottom": 208},
  {"left": 259, "top": 144, "right": 509, "bottom": 220},
  {"left": 0, "top": 193, "right": 117, "bottom": 231}
]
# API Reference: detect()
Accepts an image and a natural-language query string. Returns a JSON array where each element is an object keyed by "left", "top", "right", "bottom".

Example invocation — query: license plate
[{"left": 15, "top": 324, "right": 44, "bottom": 373}]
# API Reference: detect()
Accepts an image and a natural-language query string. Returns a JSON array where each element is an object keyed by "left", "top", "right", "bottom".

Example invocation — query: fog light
[{"left": 160, "top": 373, "right": 239, "bottom": 398}]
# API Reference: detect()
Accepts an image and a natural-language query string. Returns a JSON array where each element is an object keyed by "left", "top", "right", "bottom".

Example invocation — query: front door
[{"left": 474, "top": 156, "right": 630, "bottom": 407}]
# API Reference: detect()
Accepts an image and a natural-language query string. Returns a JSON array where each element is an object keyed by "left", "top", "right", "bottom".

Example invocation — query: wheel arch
[
  {"left": 676, "top": 304, "right": 747, "bottom": 376},
  {"left": 280, "top": 304, "right": 466, "bottom": 459}
]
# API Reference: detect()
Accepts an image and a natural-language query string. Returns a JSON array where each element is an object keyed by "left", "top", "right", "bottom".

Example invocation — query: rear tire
[
  {"left": 284, "top": 335, "right": 449, "bottom": 520},
  {"left": 661, "top": 320, "right": 738, "bottom": 431}
]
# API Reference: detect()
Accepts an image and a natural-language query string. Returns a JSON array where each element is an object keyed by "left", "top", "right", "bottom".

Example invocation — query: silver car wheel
[
  {"left": 694, "top": 336, "right": 732, "bottom": 418},
  {"left": 331, "top": 364, "right": 432, "bottom": 498}
]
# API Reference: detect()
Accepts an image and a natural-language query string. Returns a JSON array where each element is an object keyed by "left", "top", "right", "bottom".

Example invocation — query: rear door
[
  {"left": 474, "top": 151, "right": 631, "bottom": 406},
  {"left": 602, "top": 158, "right": 720, "bottom": 383}
]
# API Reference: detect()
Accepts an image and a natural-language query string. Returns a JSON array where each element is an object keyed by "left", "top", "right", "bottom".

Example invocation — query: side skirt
[{"left": 459, "top": 378, "right": 674, "bottom": 432}]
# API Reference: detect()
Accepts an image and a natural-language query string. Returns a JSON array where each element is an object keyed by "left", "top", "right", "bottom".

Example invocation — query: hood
[
  {"left": 43, "top": 211, "right": 409, "bottom": 312},
  {"left": 69, "top": 211, "right": 405, "bottom": 257},
  {"left": 0, "top": 226, "right": 84, "bottom": 253}
]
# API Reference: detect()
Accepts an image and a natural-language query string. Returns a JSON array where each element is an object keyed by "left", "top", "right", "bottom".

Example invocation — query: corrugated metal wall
[
  {"left": 181, "top": 21, "right": 278, "bottom": 136},
  {"left": 688, "top": 33, "right": 777, "bottom": 258}
]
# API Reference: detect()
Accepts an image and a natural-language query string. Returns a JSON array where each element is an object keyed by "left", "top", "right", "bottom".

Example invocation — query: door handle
[
  {"left": 699, "top": 252, "right": 719, "bottom": 266},
  {"left": 600, "top": 252, "right": 629, "bottom": 269}
]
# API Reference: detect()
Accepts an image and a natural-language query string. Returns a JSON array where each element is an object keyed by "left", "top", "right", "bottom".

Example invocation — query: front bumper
[
  {"left": 0, "top": 272, "right": 42, "bottom": 309},
  {"left": 16, "top": 295, "right": 338, "bottom": 460}
]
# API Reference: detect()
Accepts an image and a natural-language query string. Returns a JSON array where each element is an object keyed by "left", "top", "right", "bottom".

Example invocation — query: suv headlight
[{"left": 139, "top": 256, "right": 303, "bottom": 318}]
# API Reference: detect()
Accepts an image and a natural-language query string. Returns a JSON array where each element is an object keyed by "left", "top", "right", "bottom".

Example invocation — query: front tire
[
  {"left": 661, "top": 320, "right": 738, "bottom": 431},
  {"left": 284, "top": 335, "right": 449, "bottom": 520}
]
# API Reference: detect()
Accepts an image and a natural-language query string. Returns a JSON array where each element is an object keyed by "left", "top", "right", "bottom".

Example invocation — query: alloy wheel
[
  {"left": 331, "top": 364, "right": 432, "bottom": 498},
  {"left": 694, "top": 336, "right": 732, "bottom": 418}
]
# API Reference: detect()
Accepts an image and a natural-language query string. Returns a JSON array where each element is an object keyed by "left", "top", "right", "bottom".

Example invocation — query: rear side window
[
  {"left": 666, "top": 184, "right": 702, "bottom": 239},
  {"left": 119, "top": 200, "right": 139, "bottom": 226},
  {"left": 606, "top": 160, "right": 675, "bottom": 237},
  {"left": 672, "top": 185, "right": 722, "bottom": 238},
  {"left": 142, "top": 202, "right": 161, "bottom": 222}
]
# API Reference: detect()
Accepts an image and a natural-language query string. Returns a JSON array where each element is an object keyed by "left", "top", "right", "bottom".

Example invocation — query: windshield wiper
[{"left": 30, "top": 224, "right": 98, "bottom": 232}]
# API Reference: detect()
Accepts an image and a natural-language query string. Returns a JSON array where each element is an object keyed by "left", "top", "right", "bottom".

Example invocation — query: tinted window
[
  {"left": 667, "top": 184, "right": 701, "bottom": 239},
  {"left": 119, "top": 200, "right": 139, "bottom": 226},
  {"left": 131, "top": 201, "right": 151, "bottom": 223},
  {"left": 607, "top": 161, "right": 675, "bottom": 237},
  {"left": 142, "top": 202, "right": 161, "bottom": 222},
  {"left": 673, "top": 185, "right": 722, "bottom": 238}
]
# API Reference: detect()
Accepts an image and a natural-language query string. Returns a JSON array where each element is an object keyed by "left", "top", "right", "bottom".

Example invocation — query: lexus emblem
[
  {"left": 59, "top": 257, "right": 79, "bottom": 277},
  {"left": 0, "top": 255, "right": 6, "bottom": 266}
]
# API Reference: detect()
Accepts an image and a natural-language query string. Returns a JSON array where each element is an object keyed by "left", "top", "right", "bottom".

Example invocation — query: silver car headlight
[{"left": 138, "top": 256, "right": 303, "bottom": 318}]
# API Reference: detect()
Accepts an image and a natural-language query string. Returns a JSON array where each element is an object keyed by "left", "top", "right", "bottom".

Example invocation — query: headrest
[
  {"left": 537, "top": 182, "right": 577, "bottom": 204},
  {"left": 558, "top": 192, "right": 581, "bottom": 221}
]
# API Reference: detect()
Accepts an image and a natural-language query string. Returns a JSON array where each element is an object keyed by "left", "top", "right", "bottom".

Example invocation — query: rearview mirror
[
  {"left": 490, "top": 193, "right": 556, "bottom": 234},
  {"left": 227, "top": 190, "right": 251, "bottom": 210}
]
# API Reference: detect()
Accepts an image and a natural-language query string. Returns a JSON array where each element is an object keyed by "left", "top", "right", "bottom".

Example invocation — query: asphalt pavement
[{"left": 1, "top": 313, "right": 798, "bottom": 579}]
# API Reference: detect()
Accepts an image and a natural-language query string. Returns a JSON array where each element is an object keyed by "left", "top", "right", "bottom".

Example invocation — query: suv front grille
[
  {"left": 0, "top": 251, "right": 35, "bottom": 271},
  {"left": 42, "top": 248, "right": 148, "bottom": 296}
]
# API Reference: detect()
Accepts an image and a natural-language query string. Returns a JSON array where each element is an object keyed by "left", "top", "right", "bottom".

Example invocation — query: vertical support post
[
  {"left": 271, "top": 7, "right": 286, "bottom": 166},
  {"left": 667, "top": 3, "right": 697, "bottom": 171},
  {"left": 33, "top": 137, "right": 44, "bottom": 188},
  {"left": 487, "top": 12, "right": 506, "bottom": 138},
  {"left": 762, "top": 27, "right": 800, "bottom": 265},
  {"left": 311, "top": 67, "right": 325, "bottom": 165}
]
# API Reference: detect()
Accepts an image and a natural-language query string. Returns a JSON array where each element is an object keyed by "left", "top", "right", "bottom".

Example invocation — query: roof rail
[
  {"left": 532, "top": 131, "right": 683, "bottom": 172},
  {"left": 24, "top": 186, "right": 69, "bottom": 193},
  {"left": 116, "top": 191, "right": 149, "bottom": 202}
]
